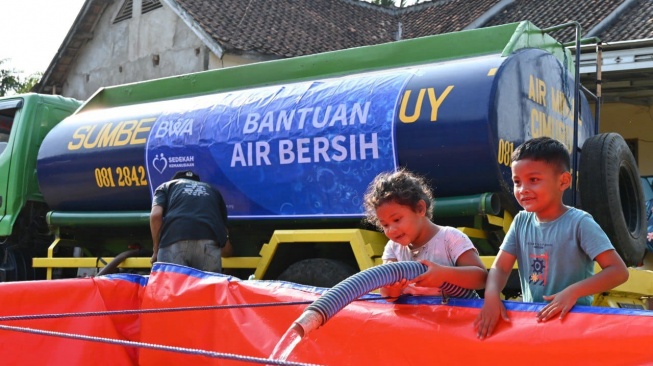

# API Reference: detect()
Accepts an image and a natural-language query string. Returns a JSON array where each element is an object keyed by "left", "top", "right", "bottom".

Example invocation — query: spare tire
[
  {"left": 579, "top": 133, "right": 646, "bottom": 266},
  {"left": 277, "top": 258, "right": 357, "bottom": 288}
]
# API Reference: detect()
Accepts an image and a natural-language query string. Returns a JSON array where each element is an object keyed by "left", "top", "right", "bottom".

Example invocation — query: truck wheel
[
  {"left": 579, "top": 133, "right": 646, "bottom": 267},
  {"left": 277, "top": 258, "right": 357, "bottom": 288}
]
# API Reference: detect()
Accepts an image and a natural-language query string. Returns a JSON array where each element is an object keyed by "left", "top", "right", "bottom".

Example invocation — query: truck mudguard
[{"left": 37, "top": 48, "right": 594, "bottom": 217}]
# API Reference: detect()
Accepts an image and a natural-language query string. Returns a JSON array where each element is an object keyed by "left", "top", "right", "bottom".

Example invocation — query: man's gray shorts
[{"left": 158, "top": 239, "right": 222, "bottom": 272}]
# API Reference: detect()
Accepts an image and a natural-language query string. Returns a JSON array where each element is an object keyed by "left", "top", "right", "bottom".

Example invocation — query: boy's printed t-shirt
[{"left": 501, "top": 207, "right": 614, "bottom": 306}]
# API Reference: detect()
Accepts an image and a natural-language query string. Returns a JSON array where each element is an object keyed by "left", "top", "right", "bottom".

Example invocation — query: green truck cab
[{"left": 0, "top": 94, "right": 81, "bottom": 280}]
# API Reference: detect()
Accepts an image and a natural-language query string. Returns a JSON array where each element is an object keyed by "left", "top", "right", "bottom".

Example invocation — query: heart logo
[{"left": 152, "top": 153, "right": 168, "bottom": 174}]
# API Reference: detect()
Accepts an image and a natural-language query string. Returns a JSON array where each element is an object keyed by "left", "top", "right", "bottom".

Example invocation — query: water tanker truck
[{"left": 1, "top": 21, "right": 650, "bottom": 306}]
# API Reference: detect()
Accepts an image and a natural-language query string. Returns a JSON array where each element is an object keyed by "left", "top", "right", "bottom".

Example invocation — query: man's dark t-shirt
[{"left": 153, "top": 178, "right": 228, "bottom": 249}]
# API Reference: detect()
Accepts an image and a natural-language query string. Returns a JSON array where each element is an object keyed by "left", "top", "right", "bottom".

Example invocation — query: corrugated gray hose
[{"left": 294, "top": 261, "right": 479, "bottom": 336}]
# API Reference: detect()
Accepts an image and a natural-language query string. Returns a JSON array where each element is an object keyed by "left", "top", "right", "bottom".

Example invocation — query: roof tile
[
  {"left": 599, "top": 0, "right": 653, "bottom": 41},
  {"left": 177, "top": 0, "right": 397, "bottom": 57},
  {"left": 400, "top": 0, "right": 500, "bottom": 37},
  {"left": 483, "top": 0, "right": 626, "bottom": 43},
  {"left": 177, "top": 0, "right": 506, "bottom": 57},
  {"left": 179, "top": 0, "right": 651, "bottom": 57}
]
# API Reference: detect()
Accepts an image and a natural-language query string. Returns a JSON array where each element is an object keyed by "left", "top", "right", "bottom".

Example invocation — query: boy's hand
[
  {"left": 537, "top": 288, "right": 577, "bottom": 322},
  {"left": 410, "top": 260, "right": 444, "bottom": 288},
  {"left": 474, "top": 296, "right": 510, "bottom": 339}
]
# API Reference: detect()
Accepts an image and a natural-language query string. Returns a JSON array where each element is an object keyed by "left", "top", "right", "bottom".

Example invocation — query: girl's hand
[
  {"left": 403, "top": 283, "right": 441, "bottom": 296},
  {"left": 410, "top": 260, "right": 444, "bottom": 288},
  {"left": 380, "top": 278, "right": 409, "bottom": 301}
]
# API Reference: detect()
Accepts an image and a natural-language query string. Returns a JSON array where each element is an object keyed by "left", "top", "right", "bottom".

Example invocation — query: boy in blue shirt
[{"left": 474, "top": 137, "right": 629, "bottom": 339}]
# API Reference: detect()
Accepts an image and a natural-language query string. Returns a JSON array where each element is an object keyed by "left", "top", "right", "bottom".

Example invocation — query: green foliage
[
  {"left": 0, "top": 59, "right": 40, "bottom": 96},
  {"left": 0, "top": 59, "right": 24, "bottom": 96},
  {"left": 16, "top": 73, "right": 43, "bottom": 94}
]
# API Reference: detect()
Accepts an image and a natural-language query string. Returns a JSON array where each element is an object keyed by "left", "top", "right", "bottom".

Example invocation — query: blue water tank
[{"left": 37, "top": 48, "right": 594, "bottom": 216}]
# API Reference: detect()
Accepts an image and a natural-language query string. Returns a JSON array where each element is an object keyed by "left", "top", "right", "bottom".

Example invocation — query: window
[
  {"left": 0, "top": 115, "right": 11, "bottom": 143},
  {"left": 142, "top": 0, "right": 163, "bottom": 14},
  {"left": 0, "top": 100, "right": 19, "bottom": 155},
  {"left": 113, "top": 0, "right": 162, "bottom": 24},
  {"left": 113, "top": 0, "right": 133, "bottom": 24}
]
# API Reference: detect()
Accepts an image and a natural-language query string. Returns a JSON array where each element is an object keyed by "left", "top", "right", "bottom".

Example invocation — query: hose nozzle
[{"left": 292, "top": 309, "right": 323, "bottom": 337}]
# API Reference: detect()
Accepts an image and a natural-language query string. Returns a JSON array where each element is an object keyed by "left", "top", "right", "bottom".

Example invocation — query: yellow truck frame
[{"left": 33, "top": 211, "right": 653, "bottom": 310}]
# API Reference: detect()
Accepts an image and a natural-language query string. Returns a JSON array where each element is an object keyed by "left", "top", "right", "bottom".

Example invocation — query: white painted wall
[
  {"left": 599, "top": 102, "right": 653, "bottom": 176},
  {"left": 62, "top": 0, "right": 262, "bottom": 100}
]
